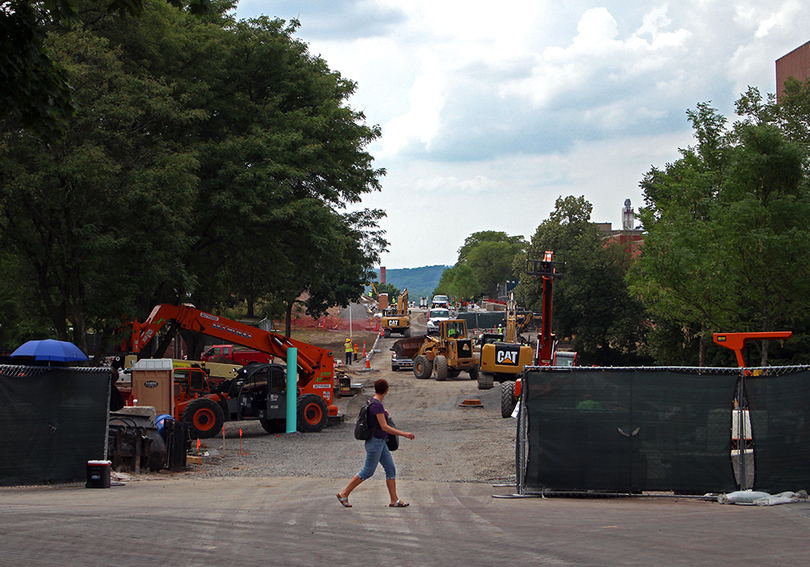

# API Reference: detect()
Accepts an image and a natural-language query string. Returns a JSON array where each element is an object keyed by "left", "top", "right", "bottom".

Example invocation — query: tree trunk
[
  {"left": 698, "top": 322, "right": 707, "bottom": 367},
  {"left": 71, "top": 314, "right": 88, "bottom": 354},
  {"left": 154, "top": 326, "right": 177, "bottom": 358},
  {"left": 179, "top": 329, "right": 206, "bottom": 360},
  {"left": 761, "top": 307, "right": 772, "bottom": 367},
  {"left": 37, "top": 269, "right": 68, "bottom": 340},
  {"left": 285, "top": 301, "right": 293, "bottom": 338}
]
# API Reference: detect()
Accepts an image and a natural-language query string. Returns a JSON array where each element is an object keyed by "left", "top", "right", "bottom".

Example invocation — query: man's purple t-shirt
[{"left": 368, "top": 398, "right": 388, "bottom": 439}]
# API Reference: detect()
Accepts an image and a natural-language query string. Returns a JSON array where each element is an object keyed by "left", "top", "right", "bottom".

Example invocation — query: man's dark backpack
[{"left": 354, "top": 400, "right": 375, "bottom": 440}]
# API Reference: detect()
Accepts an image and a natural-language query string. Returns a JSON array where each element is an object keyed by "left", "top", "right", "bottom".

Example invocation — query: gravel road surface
[{"left": 190, "top": 308, "right": 517, "bottom": 484}]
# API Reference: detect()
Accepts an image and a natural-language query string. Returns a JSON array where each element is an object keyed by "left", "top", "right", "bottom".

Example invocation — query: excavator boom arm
[
  {"left": 397, "top": 289, "right": 409, "bottom": 316},
  {"left": 132, "top": 304, "right": 334, "bottom": 386}
]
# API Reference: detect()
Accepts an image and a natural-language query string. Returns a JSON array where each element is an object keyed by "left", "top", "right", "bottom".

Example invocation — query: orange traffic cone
[{"left": 365, "top": 355, "right": 371, "bottom": 369}]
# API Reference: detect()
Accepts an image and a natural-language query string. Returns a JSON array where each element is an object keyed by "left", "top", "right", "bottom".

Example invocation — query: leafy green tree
[
  {"left": 374, "top": 283, "right": 400, "bottom": 302},
  {"left": 735, "top": 81, "right": 810, "bottom": 152},
  {"left": 176, "top": 15, "right": 384, "bottom": 335},
  {"left": 0, "top": 1, "right": 386, "bottom": 352},
  {"left": 0, "top": 24, "right": 199, "bottom": 353},
  {"left": 433, "top": 268, "right": 453, "bottom": 296},
  {"left": 629, "top": 105, "right": 732, "bottom": 365},
  {"left": 433, "top": 263, "right": 479, "bottom": 302},
  {"left": 438, "top": 231, "right": 525, "bottom": 300},
  {"left": 101, "top": 3, "right": 386, "bottom": 337},
  {"left": 465, "top": 240, "right": 521, "bottom": 299},
  {"left": 448, "top": 263, "right": 480, "bottom": 301},
  {"left": 0, "top": 0, "right": 211, "bottom": 144},
  {"left": 457, "top": 231, "right": 525, "bottom": 262},
  {"left": 631, "top": 100, "right": 810, "bottom": 365},
  {"left": 518, "top": 196, "right": 649, "bottom": 365},
  {"left": 0, "top": 249, "right": 54, "bottom": 347}
]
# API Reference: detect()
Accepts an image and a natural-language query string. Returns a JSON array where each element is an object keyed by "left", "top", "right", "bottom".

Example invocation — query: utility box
[
  {"left": 131, "top": 358, "right": 174, "bottom": 415},
  {"left": 378, "top": 293, "right": 389, "bottom": 311},
  {"left": 86, "top": 460, "right": 111, "bottom": 488}
]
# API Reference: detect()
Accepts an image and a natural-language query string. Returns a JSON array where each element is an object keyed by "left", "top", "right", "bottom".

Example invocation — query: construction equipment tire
[
  {"left": 435, "top": 355, "right": 448, "bottom": 381},
  {"left": 413, "top": 355, "right": 432, "bottom": 380},
  {"left": 297, "top": 394, "right": 329, "bottom": 432},
  {"left": 260, "top": 418, "right": 285, "bottom": 434},
  {"left": 478, "top": 370, "right": 494, "bottom": 390},
  {"left": 469, "top": 365, "right": 480, "bottom": 382},
  {"left": 384, "top": 328, "right": 391, "bottom": 338},
  {"left": 182, "top": 398, "right": 224, "bottom": 439},
  {"left": 501, "top": 381, "right": 517, "bottom": 418}
]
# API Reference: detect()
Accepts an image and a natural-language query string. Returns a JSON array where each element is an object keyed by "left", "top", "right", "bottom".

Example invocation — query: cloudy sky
[{"left": 234, "top": 1, "right": 809, "bottom": 269}]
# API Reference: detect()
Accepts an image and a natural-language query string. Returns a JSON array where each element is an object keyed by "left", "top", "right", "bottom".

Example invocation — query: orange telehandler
[
  {"left": 123, "top": 304, "right": 340, "bottom": 437},
  {"left": 500, "top": 252, "right": 576, "bottom": 417}
]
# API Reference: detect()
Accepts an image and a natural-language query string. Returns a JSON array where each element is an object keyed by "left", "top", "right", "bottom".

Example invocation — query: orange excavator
[{"left": 124, "top": 304, "right": 339, "bottom": 436}]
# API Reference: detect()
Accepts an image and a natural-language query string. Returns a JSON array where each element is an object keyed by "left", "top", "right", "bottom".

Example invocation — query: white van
[{"left": 426, "top": 308, "right": 452, "bottom": 334}]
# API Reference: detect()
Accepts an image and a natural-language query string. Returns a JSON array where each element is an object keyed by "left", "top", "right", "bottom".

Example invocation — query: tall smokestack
[{"left": 380, "top": 266, "right": 386, "bottom": 285}]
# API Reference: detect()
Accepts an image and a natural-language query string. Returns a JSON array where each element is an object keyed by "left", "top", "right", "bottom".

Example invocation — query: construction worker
[
  {"left": 353, "top": 342, "right": 359, "bottom": 362},
  {"left": 345, "top": 338, "right": 353, "bottom": 365}
]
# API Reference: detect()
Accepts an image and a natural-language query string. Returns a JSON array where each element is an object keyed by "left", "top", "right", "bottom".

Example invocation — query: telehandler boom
[{"left": 125, "top": 304, "right": 339, "bottom": 436}]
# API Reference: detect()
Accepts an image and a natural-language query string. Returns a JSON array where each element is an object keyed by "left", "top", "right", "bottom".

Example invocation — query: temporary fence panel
[
  {"left": 745, "top": 367, "right": 810, "bottom": 494},
  {"left": 518, "top": 367, "right": 742, "bottom": 495},
  {"left": 0, "top": 365, "right": 111, "bottom": 486},
  {"left": 456, "top": 311, "right": 506, "bottom": 331}
]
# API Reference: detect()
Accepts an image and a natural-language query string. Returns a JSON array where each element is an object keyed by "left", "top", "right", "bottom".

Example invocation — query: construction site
[{"left": 3, "top": 255, "right": 810, "bottom": 566}]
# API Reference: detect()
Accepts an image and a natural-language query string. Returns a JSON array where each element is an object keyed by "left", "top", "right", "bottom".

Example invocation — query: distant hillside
[{"left": 373, "top": 265, "right": 450, "bottom": 301}]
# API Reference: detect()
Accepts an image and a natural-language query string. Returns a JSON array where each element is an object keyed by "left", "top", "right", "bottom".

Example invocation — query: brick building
[{"left": 776, "top": 40, "right": 810, "bottom": 102}]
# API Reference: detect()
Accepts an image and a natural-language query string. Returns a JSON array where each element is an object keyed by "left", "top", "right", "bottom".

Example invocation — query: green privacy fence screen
[
  {"left": 517, "top": 366, "right": 810, "bottom": 495},
  {"left": 0, "top": 365, "right": 111, "bottom": 486}
]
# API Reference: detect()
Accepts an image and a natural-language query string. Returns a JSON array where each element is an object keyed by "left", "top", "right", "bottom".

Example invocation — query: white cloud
[
  {"left": 378, "top": 54, "right": 445, "bottom": 156},
  {"left": 233, "top": 1, "right": 810, "bottom": 267},
  {"left": 574, "top": 7, "right": 620, "bottom": 47}
]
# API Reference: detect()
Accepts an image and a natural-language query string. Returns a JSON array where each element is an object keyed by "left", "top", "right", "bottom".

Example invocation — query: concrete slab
[{"left": 1, "top": 477, "right": 809, "bottom": 566}]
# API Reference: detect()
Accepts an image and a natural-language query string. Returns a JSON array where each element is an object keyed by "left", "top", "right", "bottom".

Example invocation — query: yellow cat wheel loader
[{"left": 392, "top": 319, "right": 479, "bottom": 381}]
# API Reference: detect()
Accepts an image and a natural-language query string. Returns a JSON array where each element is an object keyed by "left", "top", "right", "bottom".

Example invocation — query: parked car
[
  {"left": 431, "top": 294, "right": 449, "bottom": 308},
  {"left": 390, "top": 348, "right": 413, "bottom": 371}
]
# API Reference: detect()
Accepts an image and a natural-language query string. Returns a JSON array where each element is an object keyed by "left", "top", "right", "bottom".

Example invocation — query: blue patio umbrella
[{"left": 11, "top": 339, "right": 88, "bottom": 362}]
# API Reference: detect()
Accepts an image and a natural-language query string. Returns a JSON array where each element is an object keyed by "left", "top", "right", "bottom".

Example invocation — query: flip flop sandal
[
  {"left": 336, "top": 494, "right": 352, "bottom": 508},
  {"left": 389, "top": 500, "right": 409, "bottom": 507}
]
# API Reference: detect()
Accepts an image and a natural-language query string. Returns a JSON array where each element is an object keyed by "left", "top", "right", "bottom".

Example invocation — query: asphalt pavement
[{"left": 2, "top": 476, "right": 809, "bottom": 566}]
